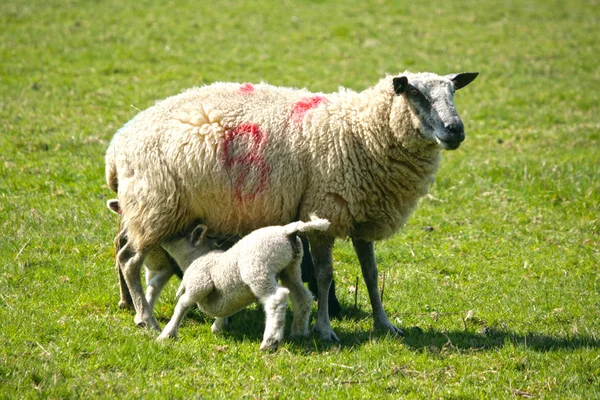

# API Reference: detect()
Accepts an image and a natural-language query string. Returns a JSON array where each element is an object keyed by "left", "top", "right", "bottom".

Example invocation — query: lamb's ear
[
  {"left": 190, "top": 224, "right": 208, "bottom": 247},
  {"left": 446, "top": 72, "right": 479, "bottom": 90},
  {"left": 106, "top": 199, "right": 122, "bottom": 215},
  {"left": 393, "top": 76, "right": 408, "bottom": 95}
]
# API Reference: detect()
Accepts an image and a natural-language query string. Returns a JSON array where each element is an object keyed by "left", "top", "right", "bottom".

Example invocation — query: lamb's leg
[
  {"left": 157, "top": 291, "right": 195, "bottom": 340},
  {"left": 211, "top": 317, "right": 229, "bottom": 333},
  {"left": 280, "top": 263, "right": 313, "bottom": 338},
  {"left": 114, "top": 229, "right": 134, "bottom": 310},
  {"left": 308, "top": 235, "right": 339, "bottom": 342},
  {"left": 259, "top": 286, "right": 290, "bottom": 351},
  {"left": 144, "top": 247, "right": 180, "bottom": 312},
  {"left": 352, "top": 238, "right": 403, "bottom": 337},
  {"left": 118, "top": 243, "right": 160, "bottom": 331},
  {"left": 117, "top": 264, "right": 134, "bottom": 310},
  {"left": 145, "top": 268, "right": 175, "bottom": 312}
]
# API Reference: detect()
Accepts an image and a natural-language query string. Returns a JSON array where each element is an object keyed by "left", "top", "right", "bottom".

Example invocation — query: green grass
[{"left": 1, "top": 0, "right": 599, "bottom": 398}]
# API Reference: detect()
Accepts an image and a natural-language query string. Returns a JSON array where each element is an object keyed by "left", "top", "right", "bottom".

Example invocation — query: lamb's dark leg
[
  {"left": 118, "top": 243, "right": 160, "bottom": 331},
  {"left": 144, "top": 246, "right": 182, "bottom": 311},
  {"left": 352, "top": 238, "right": 403, "bottom": 336},
  {"left": 308, "top": 234, "right": 339, "bottom": 342},
  {"left": 114, "top": 229, "right": 134, "bottom": 310},
  {"left": 300, "top": 235, "right": 341, "bottom": 318}
]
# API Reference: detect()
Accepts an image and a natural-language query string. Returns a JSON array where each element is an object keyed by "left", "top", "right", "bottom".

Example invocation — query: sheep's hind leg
[
  {"left": 279, "top": 263, "right": 313, "bottom": 338},
  {"left": 300, "top": 236, "right": 341, "bottom": 318},
  {"left": 118, "top": 243, "right": 160, "bottom": 331},
  {"left": 308, "top": 235, "right": 339, "bottom": 342},
  {"left": 352, "top": 238, "right": 403, "bottom": 337}
]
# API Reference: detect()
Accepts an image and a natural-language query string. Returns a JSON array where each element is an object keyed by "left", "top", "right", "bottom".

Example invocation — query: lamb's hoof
[
  {"left": 157, "top": 333, "right": 176, "bottom": 341},
  {"left": 259, "top": 340, "right": 280, "bottom": 352},
  {"left": 290, "top": 329, "right": 310, "bottom": 339},
  {"left": 135, "top": 316, "right": 161, "bottom": 332},
  {"left": 119, "top": 300, "right": 134, "bottom": 310}
]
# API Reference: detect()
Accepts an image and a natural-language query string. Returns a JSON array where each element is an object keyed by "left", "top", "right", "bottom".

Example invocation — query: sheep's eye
[{"left": 409, "top": 88, "right": 419, "bottom": 96}]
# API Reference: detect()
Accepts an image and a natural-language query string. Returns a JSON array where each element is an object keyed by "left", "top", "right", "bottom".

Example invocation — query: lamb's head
[
  {"left": 161, "top": 222, "right": 218, "bottom": 264},
  {"left": 392, "top": 72, "right": 478, "bottom": 151}
]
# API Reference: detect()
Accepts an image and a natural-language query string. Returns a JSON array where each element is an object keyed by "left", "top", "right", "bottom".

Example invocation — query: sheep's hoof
[
  {"left": 375, "top": 322, "right": 404, "bottom": 337},
  {"left": 313, "top": 326, "right": 340, "bottom": 342}
]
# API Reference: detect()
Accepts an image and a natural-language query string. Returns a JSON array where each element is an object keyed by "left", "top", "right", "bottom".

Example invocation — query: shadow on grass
[
  {"left": 398, "top": 326, "right": 600, "bottom": 352},
  {"left": 157, "top": 305, "right": 599, "bottom": 354}
]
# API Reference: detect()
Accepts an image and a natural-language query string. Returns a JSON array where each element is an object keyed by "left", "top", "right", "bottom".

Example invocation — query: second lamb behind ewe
[{"left": 158, "top": 217, "right": 330, "bottom": 350}]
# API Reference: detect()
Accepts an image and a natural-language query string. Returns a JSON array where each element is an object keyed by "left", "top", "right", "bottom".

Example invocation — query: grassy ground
[{"left": 1, "top": 0, "right": 598, "bottom": 398}]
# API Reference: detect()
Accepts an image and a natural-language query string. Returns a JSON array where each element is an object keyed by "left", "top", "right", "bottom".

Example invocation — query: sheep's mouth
[{"left": 436, "top": 137, "right": 462, "bottom": 150}]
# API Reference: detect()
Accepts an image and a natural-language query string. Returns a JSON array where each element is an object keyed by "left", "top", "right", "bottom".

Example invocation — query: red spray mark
[
  {"left": 290, "top": 95, "right": 326, "bottom": 124},
  {"left": 239, "top": 83, "right": 255, "bottom": 94},
  {"left": 223, "top": 123, "right": 270, "bottom": 202}
]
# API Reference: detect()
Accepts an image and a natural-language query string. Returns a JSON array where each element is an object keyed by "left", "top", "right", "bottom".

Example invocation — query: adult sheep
[{"left": 106, "top": 71, "right": 478, "bottom": 341}]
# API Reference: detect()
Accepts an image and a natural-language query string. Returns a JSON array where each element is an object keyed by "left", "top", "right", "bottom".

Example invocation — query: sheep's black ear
[
  {"left": 190, "top": 224, "right": 208, "bottom": 247},
  {"left": 107, "top": 199, "right": 121, "bottom": 215},
  {"left": 393, "top": 76, "right": 408, "bottom": 95},
  {"left": 446, "top": 72, "right": 479, "bottom": 90}
]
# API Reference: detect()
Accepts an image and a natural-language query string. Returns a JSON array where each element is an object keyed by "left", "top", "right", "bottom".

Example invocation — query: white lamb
[
  {"left": 157, "top": 217, "right": 329, "bottom": 350},
  {"left": 106, "top": 71, "right": 478, "bottom": 341}
]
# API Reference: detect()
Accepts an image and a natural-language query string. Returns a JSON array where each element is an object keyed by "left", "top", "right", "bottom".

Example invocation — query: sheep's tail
[
  {"left": 175, "top": 282, "right": 186, "bottom": 299},
  {"left": 105, "top": 147, "right": 119, "bottom": 193},
  {"left": 284, "top": 214, "right": 330, "bottom": 235}
]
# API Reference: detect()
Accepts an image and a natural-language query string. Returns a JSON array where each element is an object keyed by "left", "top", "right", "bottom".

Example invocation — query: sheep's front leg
[
  {"left": 352, "top": 238, "right": 403, "bottom": 337},
  {"left": 118, "top": 244, "right": 160, "bottom": 331},
  {"left": 309, "top": 235, "right": 339, "bottom": 342},
  {"left": 260, "top": 287, "right": 290, "bottom": 351},
  {"left": 158, "top": 292, "right": 195, "bottom": 340}
]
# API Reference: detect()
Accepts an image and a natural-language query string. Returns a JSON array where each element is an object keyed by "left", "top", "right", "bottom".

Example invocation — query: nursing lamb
[{"left": 157, "top": 218, "right": 328, "bottom": 350}]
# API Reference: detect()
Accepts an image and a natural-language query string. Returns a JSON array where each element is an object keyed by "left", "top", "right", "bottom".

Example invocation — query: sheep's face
[{"left": 393, "top": 72, "right": 478, "bottom": 150}]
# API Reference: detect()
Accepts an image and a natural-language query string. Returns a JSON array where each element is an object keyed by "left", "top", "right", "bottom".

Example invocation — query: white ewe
[
  {"left": 157, "top": 218, "right": 328, "bottom": 350},
  {"left": 106, "top": 71, "right": 478, "bottom": 341}
]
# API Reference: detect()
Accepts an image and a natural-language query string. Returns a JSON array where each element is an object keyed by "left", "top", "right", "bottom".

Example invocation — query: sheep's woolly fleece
[{"left": 106, "top": 74, "right": 442, "bottom": 251}]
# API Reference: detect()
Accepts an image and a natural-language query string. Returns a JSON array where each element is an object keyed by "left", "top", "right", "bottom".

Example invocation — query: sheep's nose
[
  {"left": 445, "top": 120, "right": 464, "bottom": 138},
  {"left": 436, "top": 120, "right": 465, "bottom": 150}
]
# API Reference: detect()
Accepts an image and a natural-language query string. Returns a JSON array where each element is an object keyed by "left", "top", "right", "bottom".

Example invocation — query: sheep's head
[{"left": 393, "top": 72, "right": 478, "bottom": 150}]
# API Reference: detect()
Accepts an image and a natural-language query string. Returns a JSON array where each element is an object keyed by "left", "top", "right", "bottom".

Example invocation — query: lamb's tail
[{"left": 283, "top": 214, "right": 330, "bottom": 235}]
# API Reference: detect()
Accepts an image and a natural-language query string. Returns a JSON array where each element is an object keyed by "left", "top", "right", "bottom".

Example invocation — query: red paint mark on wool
[
  {"left": 223, "top": 123, "right": 271, "bottom": 203},
  {"left": 239, "top": 83, "right": 255, "bottom": 94},
  {"left": 291, "top": 95, "right": 326, "bottom": 124}
]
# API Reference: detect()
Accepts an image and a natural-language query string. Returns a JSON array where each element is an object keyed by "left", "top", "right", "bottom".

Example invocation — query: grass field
[{"left": 1, "top": 0, "right": 599, "bottom": 398}]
